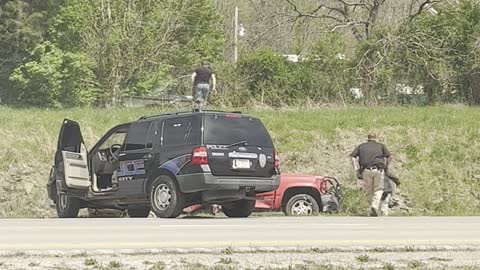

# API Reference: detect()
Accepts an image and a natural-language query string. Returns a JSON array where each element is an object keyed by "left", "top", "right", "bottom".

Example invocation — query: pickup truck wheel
[
  {"left": 222, "top": 199, "right": 255, "bottom": 218},
  {"left": 150, "top": 175, "right": 184, "bottom": 218},
  {"left": 127, "top": 207, "right": 151, "bottom": 218},
  {"left": 285, "top": 194, "right": 319, "bottom": 216},
  {"left": 56, "top": 194, "right": 80, "bottom": 218}
]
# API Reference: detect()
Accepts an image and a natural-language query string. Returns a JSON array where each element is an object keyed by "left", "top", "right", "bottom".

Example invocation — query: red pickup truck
[
  {"left": 184, "top": 174, "right": 342, "bottom": 216},
  {"left": 255, "top": 174, "right": 342, "bottom": 215}
]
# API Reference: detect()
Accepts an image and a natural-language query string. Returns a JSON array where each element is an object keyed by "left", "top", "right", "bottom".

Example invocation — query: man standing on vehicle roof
[
  {"left": 350, "top": 133, "right": 392, "bottom": 216},
  {"left": 191, "top": 61, "right": 216, "bottom": 109}
]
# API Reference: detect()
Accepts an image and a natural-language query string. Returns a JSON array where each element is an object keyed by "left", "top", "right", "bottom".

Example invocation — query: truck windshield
[{"left": 203, "top": 114, "right": 274, "bottom": 147}]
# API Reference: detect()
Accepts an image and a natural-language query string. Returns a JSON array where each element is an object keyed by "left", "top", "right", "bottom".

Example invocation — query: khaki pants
[{"left": 362, "top": 169, "right": 384, "bottom": 216}]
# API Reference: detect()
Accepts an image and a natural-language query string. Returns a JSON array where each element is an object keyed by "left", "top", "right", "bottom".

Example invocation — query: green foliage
[
  {"left": 0, "top": 0, "right": 62, "bottom": 103},
  {"left": 341, "top": 186, "right": 369, "bottom": 216},
  {"left": 10, "top": 42, "right": 97, "bottom": 107},
  {"left": 84, "top": 258, "right": 97, "bottom": 266},
  {"left": 237, "top": 48, "right": 289, "bottom": 106},
  {"left": 10, "top": 42, "right": 64, "bottom": 107},
  {"left": 355, "top": 255, "right": 370, "bottom": 263},
  {"left": 236, "top": 35, "right": 354, "bottom": 106},
  {"left": 4, "top": 1, "right": 480, "bottom": 107},
  {"left": 352, "top": 0, "right": 480, "bottom": 105},
  {"left": 2, "top": 0, "right": 224, "bottom": 107},
  {"left": 295, "top": 34, "right": 353, "bottom": 102},
  {"left": 49, "top": 0, "right": 224, "bottom": 106}
]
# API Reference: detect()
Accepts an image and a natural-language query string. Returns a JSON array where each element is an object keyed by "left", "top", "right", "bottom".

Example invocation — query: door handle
[
  {"left": 118, "top": 153, "right": 126, "bottom": 157},
  {"left": 143, "top": 154, "right": 153, "bottom": 161}
]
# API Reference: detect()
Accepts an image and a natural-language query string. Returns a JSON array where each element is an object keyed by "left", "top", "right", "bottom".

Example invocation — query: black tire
[
  {"left": 285, "top": 194, "right": 320, "bottom": 216},
  {"left": 222, "top": 199, "right": 255, "bottom": 218},
  {"left": 127, "top": 207, "right": 151, "bottom": 218},
  {"left": 149, "top": 175, "right": 184, "bottom": 218},
  {"left": 56, "top": 193, "right": 81, "bottom": 218}
]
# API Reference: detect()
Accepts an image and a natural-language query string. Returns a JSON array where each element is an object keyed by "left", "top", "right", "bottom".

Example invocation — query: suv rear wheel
[
  {"left": 56, "top": 194, "right": 80, "bottom": 218},
  {"left": 150, "top": 175, "right": 184, "bottom": 218},
  {"left": 222, "top": 199, "right": 255, "bottom": 218},
  {"left": 285, "top": 194, "right": 320, "bottom": 216},
  {"left": 127, "top": 207, "right": 151, "bottom": 218}
]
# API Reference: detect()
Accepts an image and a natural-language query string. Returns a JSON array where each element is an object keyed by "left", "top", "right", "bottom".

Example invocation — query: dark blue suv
[{"left": 47, "top": 110, "right": 280, "bottom": 218}]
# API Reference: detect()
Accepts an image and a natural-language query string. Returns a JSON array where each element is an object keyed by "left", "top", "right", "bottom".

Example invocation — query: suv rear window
[
  {"left": 163, "top": 116, "right": 201, "bottom": 147},
  {"left": 203, "top": 114, "right": 274, "bottom": 147}
]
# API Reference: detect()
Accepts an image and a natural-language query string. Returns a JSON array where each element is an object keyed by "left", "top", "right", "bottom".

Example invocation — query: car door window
[
  {"left": 99, "top": 131, "right": 127, "bottom": 151},
  {"left": 163, "top": 116, "right": 200, "bottom": 147},
  {"left": 124, "top": 122, "right": 152, "bottom": 151}
]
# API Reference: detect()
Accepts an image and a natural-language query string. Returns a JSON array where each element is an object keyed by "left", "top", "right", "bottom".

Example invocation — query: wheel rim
[
  {"left": 291, "top": 199, "right": 314, "bottom": 215},
  {"left": 59, "top": 194, "right": 68, "bottom": 210},
  {"left": 154, "top": 184, "right": 172, "bottom": 210}
]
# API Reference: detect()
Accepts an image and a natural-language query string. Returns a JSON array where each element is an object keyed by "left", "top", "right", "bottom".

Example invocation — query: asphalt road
[{"left": 1, "top": 217, "right": 480, "bottom": 250}]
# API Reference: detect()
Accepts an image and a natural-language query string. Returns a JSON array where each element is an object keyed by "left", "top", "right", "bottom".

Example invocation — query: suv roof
[{"left": 138, "top": 109, "right": 243, "bottom": 122}]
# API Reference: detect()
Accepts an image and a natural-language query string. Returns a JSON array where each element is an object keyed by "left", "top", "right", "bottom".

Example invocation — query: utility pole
[{"left": 234, "top": 6, "right": 239, "bottom": 63}]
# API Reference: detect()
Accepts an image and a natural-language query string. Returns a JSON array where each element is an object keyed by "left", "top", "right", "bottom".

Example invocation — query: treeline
[{"left": 1, "top": 0, "right": 480, "bottom": 107}]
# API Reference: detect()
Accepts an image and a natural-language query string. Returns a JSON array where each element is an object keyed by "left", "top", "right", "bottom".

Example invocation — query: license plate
[{"left": 233, "top": 159, "right": 250, "bottom": 169}]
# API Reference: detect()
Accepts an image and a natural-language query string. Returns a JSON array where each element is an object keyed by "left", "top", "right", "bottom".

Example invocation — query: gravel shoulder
[{"left": 1, "top": 248, "right": 480, "bottom": 270}]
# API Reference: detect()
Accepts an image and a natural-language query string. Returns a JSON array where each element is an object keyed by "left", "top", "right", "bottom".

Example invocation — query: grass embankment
[{"left": 1, "top": 105, "right": 479, "bottom": 217}]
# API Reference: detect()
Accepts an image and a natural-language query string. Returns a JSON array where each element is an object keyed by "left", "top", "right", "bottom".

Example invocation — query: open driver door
[{"left": 56, "top": 119, "right": 90, "bottom": 189}]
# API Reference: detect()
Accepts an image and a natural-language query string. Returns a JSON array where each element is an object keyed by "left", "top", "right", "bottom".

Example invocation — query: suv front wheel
[
  {"left": 56, "top": 193, "right": 80, "bottom": 218},
  {"left": 222, "top": 199, "right": 255, "bottom": 218},
  {"left": 150, "top": 175, "right": 184, "bottom": 218}
]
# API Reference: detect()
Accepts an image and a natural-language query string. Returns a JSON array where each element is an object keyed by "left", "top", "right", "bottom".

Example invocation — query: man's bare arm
[
  {"left": 351, "top": 157, "right": 360, "bottom": 171},
  {"left": 191, "top": 72, "right": 197, "bottom": 84},
  {"left": 211, "top": 73, "right": 217, "bottom": 92}
]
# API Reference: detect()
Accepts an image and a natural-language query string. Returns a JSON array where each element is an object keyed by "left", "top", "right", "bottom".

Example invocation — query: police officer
[{"left": 350, "top": 133, "right": 392, "bottom": 216}]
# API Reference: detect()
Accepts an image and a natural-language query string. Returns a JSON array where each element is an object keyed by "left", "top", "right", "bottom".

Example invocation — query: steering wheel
[{"left": 109, "top": 144, "right": 123, "bottom": 161}]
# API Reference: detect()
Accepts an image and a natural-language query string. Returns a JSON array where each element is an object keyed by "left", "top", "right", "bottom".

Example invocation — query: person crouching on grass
[{"left": 350, "top": 133, "right": 392, "bottom": 216}]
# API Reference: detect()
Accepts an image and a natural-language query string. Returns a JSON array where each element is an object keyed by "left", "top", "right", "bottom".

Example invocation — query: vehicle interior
[{"left": 91, "top": 127, "right": 128, "bottom": 192}]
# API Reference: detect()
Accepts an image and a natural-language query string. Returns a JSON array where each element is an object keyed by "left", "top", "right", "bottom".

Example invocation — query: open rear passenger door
[{"left": 57, "top": 119, "right": 90, "bottom": 189}]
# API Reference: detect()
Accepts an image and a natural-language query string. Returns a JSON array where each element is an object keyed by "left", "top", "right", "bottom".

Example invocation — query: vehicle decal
[
  {"left": 206, "top": 144, "right": 227, "bottom": 150},
  {"left": 259, "top": 154, "right": 267, "bottom": 168},
  {"left": 159, "top": 154, "right": 191, "bottom": 175},
  {"left": 228, "top": 152, "right": 258, "bottom": 159},
  {"left": 118, "top": 159, "right": 145, "bottom": 177},
  {"left": 118, "top": 176, "right": 146, "bottom": 183}
]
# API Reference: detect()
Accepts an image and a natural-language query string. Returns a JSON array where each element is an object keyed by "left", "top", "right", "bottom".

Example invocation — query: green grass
[
  {"left": 149, "top": 262, "right": 166, "bottom": 270},
  {"left": 355, "top": 254, "right": 371, "bottom": 263},
  {"left": 1, "top": 105, "right": 480, "bottom": 217},
  {"left": 84, "top": 258, "right": 98, "bottom": 266},
  {"left": 217, "top": 257, "right": 234, "bottom": 265},
  {"left": 108, "top": 260, "right": 123, "bottom": 268}
]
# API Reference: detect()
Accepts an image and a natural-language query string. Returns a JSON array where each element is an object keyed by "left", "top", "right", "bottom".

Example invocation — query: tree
[
  {"left": 283, "top": 0, "right": 443, "bottom": 41},
  {"left": 0, "top": 0, "right": 61, "bottom": 104},
  {"left": 51, "top": 0, "right": 224, "bottom": 106},
  {"left": 10, "top": 42, "right": 97, "bottom": 107}
]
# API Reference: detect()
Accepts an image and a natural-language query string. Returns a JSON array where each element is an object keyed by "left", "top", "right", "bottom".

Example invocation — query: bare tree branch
[
  {"left": 409, "top": 0, "right": 441, "bottom": 22},
  {"left": 284, "top": 0, "right": 392, "bottom": 41}
]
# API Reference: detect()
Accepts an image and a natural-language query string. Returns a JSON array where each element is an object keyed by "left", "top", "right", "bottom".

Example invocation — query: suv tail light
[
  {"left": 192, "top": 147, "right": 208, "bottom": 165},
  {"left": 274, "top": 151, "right": 280, "bottom": 169}
]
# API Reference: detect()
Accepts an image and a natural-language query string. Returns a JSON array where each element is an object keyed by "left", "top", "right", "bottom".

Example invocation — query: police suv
[{"left": 47, "top": 110, "right": 280, "bottom": 218}]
